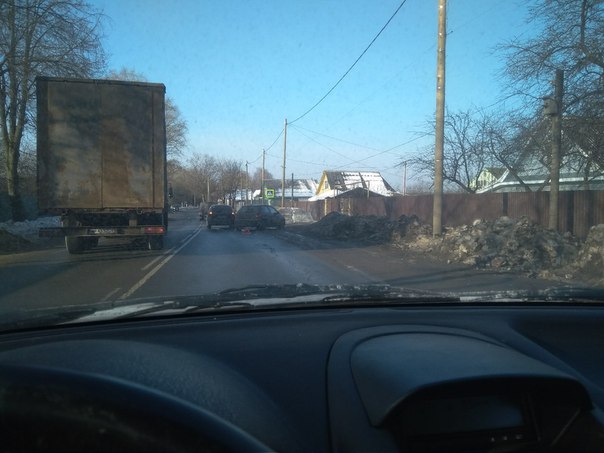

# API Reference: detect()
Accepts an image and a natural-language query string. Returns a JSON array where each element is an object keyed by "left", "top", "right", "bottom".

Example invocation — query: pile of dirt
[
  {"left": 297, "top": 212, "right": 603, "bottom": 283},
  {"left": 0, "top": 229, "right": 36, "bottom": 254},
  {"left": 433, "top": 217, "right": 580, "bottom": 278},
  {"left": 0, "top": 216, "right": 61, "bottom": 253},
  {"left": 570, "top": 224, "right": 604, "bottom": 286},
  {"left": 304, "top": 212, "right": 397, "bottom": 244}
]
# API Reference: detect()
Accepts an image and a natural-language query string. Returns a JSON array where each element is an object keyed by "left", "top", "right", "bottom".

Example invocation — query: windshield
[{"left": 1, "top": 0, "right": 603, "bottom": 328}]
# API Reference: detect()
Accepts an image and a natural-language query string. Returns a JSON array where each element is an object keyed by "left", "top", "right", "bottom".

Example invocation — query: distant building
[
  {"left": 249, "top": 179, "right": 319, "bottom": 202},
  {"left": 310, "top": 170, "right": 397, "bottom": 200},
  {"left": 274, "top": 179, "right": 319, "bottom": 201},
  {"left": 479, "top": 117, "right": 604, "bottom": 193},
  {"left": 470, "top": 168, "right": 506, "bottom": 192}
]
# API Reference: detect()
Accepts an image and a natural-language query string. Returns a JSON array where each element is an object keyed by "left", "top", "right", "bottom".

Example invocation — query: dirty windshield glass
[{"left": 1, "top": 0, "right": 603, "bottom": 327}]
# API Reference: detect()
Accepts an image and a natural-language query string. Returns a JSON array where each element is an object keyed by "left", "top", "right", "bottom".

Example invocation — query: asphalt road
[{"left": 0, "top": 207, "right": 557, "bottom": 314}]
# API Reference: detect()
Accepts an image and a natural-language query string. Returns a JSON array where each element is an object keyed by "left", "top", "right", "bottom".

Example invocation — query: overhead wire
[
  {"left": 266, "top": 151, "right": 325, "bottom": 168},
  {"left": 289, "top": 124, "right": 382, "bottom": 152},
  {"left": 288, "top": 0, "right": 409, "bottom": 125},
  {"left": 247, "top": 151, "right": 263, "bottom": 165},
  {"left": 250, "top": 0, "right": 517, "bottom": 180},
  {"left": 290, "top": 126, "right": 359, "bottom": 162},
  {"left": 258, "top": 0, "right": 409, "bottom": 170},
  {"left": 264, "top": 128, "right": 284, "bottom": 152},
  {"left": 333, "top": 133, "right": 430, "bottom": 170}
]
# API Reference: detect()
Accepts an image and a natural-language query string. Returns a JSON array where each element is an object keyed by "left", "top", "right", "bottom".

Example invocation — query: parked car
[
  {"left": 235, "top": 205, "right": 285, "bottom": 230},
  {"left": 206, "top": 204, "right": 234, "bottom": 229}
]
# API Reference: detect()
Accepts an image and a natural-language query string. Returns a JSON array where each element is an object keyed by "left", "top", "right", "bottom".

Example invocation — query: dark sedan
[
  {"left": 206, "top": 204, "right": 235, "bottom": 230},
  {"left": 235, "top": 205, "right": 285, "bottom": 230}
]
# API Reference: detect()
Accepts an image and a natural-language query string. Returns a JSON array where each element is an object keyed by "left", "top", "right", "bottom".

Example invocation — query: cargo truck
[{"left": 36, "top": 77, "right": 168, "bottom": 253}]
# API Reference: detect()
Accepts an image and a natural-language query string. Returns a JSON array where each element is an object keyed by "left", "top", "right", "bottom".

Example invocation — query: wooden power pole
[
  {"left": 433, "top": 0, "right": 447, "bottom": 236},
  {"left": 548, "top": 69, "right": 564, "bottom": 231},
  {"left": 282, "top": 118, "right": 288, "bottom": 208},
  {"left": 261, "top": 149, "right": 266, "bottom": 205}
]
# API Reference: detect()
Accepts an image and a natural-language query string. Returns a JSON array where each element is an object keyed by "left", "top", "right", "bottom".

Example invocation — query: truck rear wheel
[
  {"left": 147, "top": 236, "right": 163, "bottom": 251},
  {"left": 65, "top": 236, "right": 86, "bottom": 254}
]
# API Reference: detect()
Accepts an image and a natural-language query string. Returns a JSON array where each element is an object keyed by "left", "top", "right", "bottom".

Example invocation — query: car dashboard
[{"left": 0, "top": 304, "right": 603, "bottom": 452}]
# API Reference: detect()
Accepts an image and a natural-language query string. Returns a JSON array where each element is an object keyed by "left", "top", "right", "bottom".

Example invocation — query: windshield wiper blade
[
  {"left": 315, "top": 287, "right": 460, "bottom": 304},
  {"left": 457, "top": 286, "right": 604, "bottom": 304},
  {"left": 175, "top": 284, "right": 460, "bottom": 311},
  {"left": 0, "top": 304, "right": 106, "bottom": 332},
  {"left": 541, "top": 286, "right": 604, "bottom": 302},
  {"left": 74, "top": 284, "right": 460, "bottom": 321}
]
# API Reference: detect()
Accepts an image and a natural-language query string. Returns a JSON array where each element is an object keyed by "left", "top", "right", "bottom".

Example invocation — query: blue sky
[{"left": 93, "top": 0, "right": 533, "bottom": 189}]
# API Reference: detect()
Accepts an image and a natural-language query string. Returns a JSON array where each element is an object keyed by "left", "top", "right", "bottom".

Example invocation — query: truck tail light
[{"left": 144, "top": 226, "right": 165, "bottom": 234}]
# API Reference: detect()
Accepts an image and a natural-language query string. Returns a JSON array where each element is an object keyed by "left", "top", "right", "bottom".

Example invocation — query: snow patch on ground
[{"left": 0, "top": 216, "right": 60, "bottom": 244}]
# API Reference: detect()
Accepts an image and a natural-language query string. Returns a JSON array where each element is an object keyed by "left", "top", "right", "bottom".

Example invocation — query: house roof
[
  {"left": 482, "top": 167, "right": 506, "bottom": 179},
  {"left": 320, "top": 171, "right": 396, "bottom": 196},
  {"left": 274, "top": 179, "right": 319, "bottom": 198},
  {"left": 250, "top": 179, "right": 319, "bottom": 199},
  {"left": 478, "top": 118, "right": 604, "bottom": 193}
]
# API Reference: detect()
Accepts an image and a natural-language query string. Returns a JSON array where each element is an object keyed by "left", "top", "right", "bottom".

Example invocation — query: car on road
[
  {"left": 206, "top": 204, "right": 235, "bottom": 229},
  {"left": 235, "top": 204, "right": 285, "bottom": 230}
]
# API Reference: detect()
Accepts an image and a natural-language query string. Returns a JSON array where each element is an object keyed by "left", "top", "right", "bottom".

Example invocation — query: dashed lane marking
[
  {"left": 100, "top": 287, "right": 122, "bottom": 302},
  {"left": 119, "top": 227, "right": 201, "bottom": 300}
]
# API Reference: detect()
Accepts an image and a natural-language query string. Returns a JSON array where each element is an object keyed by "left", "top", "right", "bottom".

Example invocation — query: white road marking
[
  {"left": 100, "top": 287, "right": 122, "bottom": 302},
  {"left": 141, "top": 253, "right": 165, "bottom": 271},
  {"left": 119, "top": 227, "right": 201, "bottom": 300}
]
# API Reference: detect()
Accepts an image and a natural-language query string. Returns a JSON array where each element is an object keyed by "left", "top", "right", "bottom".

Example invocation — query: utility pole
[
  {"left": 281, "top": 118, "right": 288, "bottom": 208},
  {"left": 291, "top": 173, "right": 294, "bottom": 207},
  {"left": 261, "top": 149, "right": 266, "bottom": 205},
  {"left": 433, "top": 0, "right": 447, "bottom": 237},
  {"left": 402, "top": 160, "right": 407, "bottom": 196},
  {"left": 548, "top": 69, "right": 564, "bottom": 231},
  {"left": 245, "top": 161, "right": 249, "bottom": 205}
]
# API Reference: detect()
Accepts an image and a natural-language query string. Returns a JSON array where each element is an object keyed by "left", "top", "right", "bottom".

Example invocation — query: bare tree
[
  {"left": 503, "top": 1, "right": 604, "bottom": 110},
  {"left": 217, "top": 159, "right": 243, "bottom": 205},
  {"left": 165, "top": 100, "right": 187, "bottom": 159},
  {"left": 250, "top": 167, "right": 274, "bottom": 191},
  {"left": 106, "top": 67, "right": 188, "bottom": 159},
  {"left": 167, "top": 159, "right": 189, "bottom": 205},
  {"left": 0, "top": 0, "right": 106, "bottom": 220},
  {"left": 502, "top": 0, "right": 604, "bottom": 170},
  {"left": 483, "top": 112, "right": 546, "bottom": 192},
  {"left": 408, "top": 109, "right": 499, "bottom": 193},
  {"left": 184, "top": 153, "right": 218, "bottom": 204}
]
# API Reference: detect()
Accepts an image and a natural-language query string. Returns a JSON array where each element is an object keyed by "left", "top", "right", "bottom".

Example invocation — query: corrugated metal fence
[{"left": 296, "top": 191, "right": 604, "bottom": 239}]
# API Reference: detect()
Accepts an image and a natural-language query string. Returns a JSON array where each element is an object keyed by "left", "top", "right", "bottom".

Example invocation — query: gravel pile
[
  {"left": 436, "top": 217, "right": 580, "bottom": 275},
  {"left": 570, "top": 224, "right": 604, "bottom": 285},
  {"left": 305, "top": 212, "right": 395, "bottom": 243},
  {"left": 300, "top": 212, "right": 603, "bottom": 284},
  {"left": 0, "top": 229, "right": 34, "bottom": 253}
]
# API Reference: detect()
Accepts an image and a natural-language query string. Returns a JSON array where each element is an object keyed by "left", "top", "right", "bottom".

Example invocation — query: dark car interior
[{"left": 0, "top": 303, "right": 603, "bottom": 452}]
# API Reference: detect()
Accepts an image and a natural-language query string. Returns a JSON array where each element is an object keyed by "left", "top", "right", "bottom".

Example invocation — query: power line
[
  {"left": 247, "top": 151, "right": 263, "bottom": 165},
  {"left": 333, "top": 133, "right": 429, "bottom": 170},
  {"left": 289, "top": 0, "right": 409, "bottom": 125},
  {"left": 291, "top": 126, "right": 359, "bottom": 162},
  {"left": 290, "top": 124, "right": 382, "bottom": 152},
  {"left": 265, "top": 128, "right": 284, "bottom": 152},
  {"left": 267, "top": 152, "right": 325, "bottom": 167}
]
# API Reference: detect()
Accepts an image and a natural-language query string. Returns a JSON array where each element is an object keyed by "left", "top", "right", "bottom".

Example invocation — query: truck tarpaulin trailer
[{"left": 36, "top": 77, "right": 168, "bottom": 253}]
